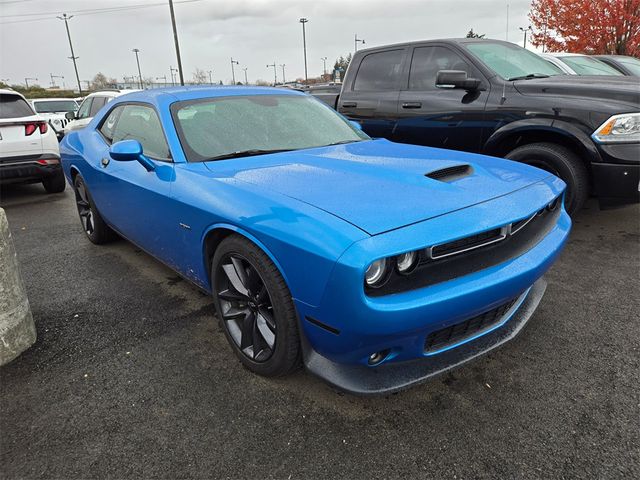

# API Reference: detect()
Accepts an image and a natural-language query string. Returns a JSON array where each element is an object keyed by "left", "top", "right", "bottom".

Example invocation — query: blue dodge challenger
[{"left": 60, "top": 87, "right": 571, "bottom": 394}]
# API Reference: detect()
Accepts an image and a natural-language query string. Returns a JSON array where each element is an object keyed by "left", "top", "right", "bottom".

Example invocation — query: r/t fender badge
[{"left": 179, "top": 223, "right": 191, "bottom": 230}]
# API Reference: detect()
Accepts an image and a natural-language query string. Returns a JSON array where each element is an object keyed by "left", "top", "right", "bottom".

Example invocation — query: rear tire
[
  {"left": 506, "top": 142, "right": 589, "bottom": 215},
  {"left": 73, "top": 175, "right": 116, "bottom": 244},
  {"left": 42, "top": 170, "right": 66, "bottom": 193},
  {"left": 211, "top": 234, "right": 301, "bottom": 377}
]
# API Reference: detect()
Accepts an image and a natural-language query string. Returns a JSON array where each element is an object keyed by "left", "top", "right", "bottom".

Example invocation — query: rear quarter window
[
  {"left": 353, "top": 49, "right": 404, "bottom": 91},
  {"left": 0, "top": 93, "right": 34, "bottom": 118}
]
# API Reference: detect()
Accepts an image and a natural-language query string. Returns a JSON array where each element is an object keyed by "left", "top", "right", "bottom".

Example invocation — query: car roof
[
  {"left": 0, "top": 88, "right": 25, "bottom": 98},
  {"left": 31, "top": 97, "right": 78, "bottom": 102},
  {"left": 111, "top": 85, "right": 305, "bottom": 107},
  {"left": 354, "top": 37, "right": 514, "bottom": 54}
]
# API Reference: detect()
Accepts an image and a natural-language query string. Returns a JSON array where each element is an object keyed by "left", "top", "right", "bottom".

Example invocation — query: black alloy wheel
[
  {"left": 212, "top": 235, "right": 301, "bottom": 376},
  {"left": 73, "top": 175, "right": 115, "bottom": 244}
]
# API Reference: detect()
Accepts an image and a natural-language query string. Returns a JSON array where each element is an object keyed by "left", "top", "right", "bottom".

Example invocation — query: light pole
[
  {"left": 279, "top": 64, "right": 286, "bottom": 84},
  {"left": 57, "top": 14, "right": 82, "bottom": 94},
  {"left": 299, "top": 18, "right": 308, "bottom": 83},
  {"left": 266, "top": 62, "right": 277, "bottom": 86},
  {"left": 321, "top": 57, "right": 328, "bottom": 77},
  {"left": 132, "top": 49, "right": 143, "bottom": 89},
  {"left": 156, "top": 75, "right": 167, "bottom": 87},
  {"left": 208, "top": 70, "right": 213, "bottom": 85},
  {"left": 230, "top": 57, "right": 239, "bottom": 85},
  {"left": 25, "top": 77, "right": 37, "bottom": 88},
  {"left": 169, "top": 66, "right": 178, "bottom": 86},
  {"left": 50, "top": 74, "right": 64, "bottom": 88},
  {"left": 243, "top": 68, "right": 248, "bottom": 85},
  {"left": 519, "top": 26, "right": 532, "bottom": 49},
  {"left": 168, "top": 0, "right": 184, "bottom": 85},
  {"left": 355, "top": 34, "right": 365, "bottom": 52}
]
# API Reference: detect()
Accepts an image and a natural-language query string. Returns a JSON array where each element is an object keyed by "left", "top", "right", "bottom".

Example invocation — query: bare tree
[{"left": 192, "top": 68, "right": 208, "bottom": 84}]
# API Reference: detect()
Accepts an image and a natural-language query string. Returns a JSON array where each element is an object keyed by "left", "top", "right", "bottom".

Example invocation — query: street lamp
[
  {"left": 169, "top": 66, "right": 178, "bottom": 86},
  {"left": 25, "top": 77, "right": 38, "bottom": 88},
  {"left": 168, "top": 0, "right": 184, "bottom": 85},
  {"left": 266, "top": 62, "right": 277, "bottom": 86},
  {"left": 156, "top": 75, "right": 167, "bottom": 87},
  {"left": 519, "top": 25, "right": 533, "bottom": 49},
  {"left": 50, "top": 73, "right": 65, "bottom": 88},
  {"left": 243, "top": 68, "right": 249, "bottom": 85},
  {"left": 321, "top": 57, "right": 328, "bottom": 76},
  {"left": 132, "top": 49, "right": 143, "bottom": 89},
  {"left": 57, "top": 14, "right": 82, "bottom": 94},
  {"left": 355, "top": 34, "right": 365, "bottom": 52},
  {"left": 299, "top": 18, "right": 309, "bottom": 83},
  {"left": 230, "top": 57, "right": 239, "bottom": 85},
  {"left": 279, "top": 64, "right": 286, "bottom": 84},
  {"left": 208, "top": 70, "right": 213, "bottom": 85}
]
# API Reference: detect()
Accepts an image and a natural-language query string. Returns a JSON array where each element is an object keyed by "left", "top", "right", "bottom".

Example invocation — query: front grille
[
  {"left": 425, "top": 164, "right": 472, "bottom": 181},
  {"left": 424, "top": 297, "right": 519, "bottom": 353},
  {"left": 430, "top": 227, "right": 506, "bottom": 259}
]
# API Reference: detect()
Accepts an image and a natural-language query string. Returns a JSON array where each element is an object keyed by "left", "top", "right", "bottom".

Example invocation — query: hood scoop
[{"left": 425, "top": 164, "right": 472, "bottom": 182}]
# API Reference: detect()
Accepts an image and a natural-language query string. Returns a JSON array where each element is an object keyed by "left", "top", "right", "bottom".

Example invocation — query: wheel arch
[
  {"left": 201, "top": 223, "right": 292, "bottom": 294},
  {"left": 483, "top": 119, "right": 601, "bottom": 168}
]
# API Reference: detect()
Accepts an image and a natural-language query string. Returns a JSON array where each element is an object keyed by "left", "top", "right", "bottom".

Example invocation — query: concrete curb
[{"left": 0, "top": 207, "right": 36, "bottom": 366}]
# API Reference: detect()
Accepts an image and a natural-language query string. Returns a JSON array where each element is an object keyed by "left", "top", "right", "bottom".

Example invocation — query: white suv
[
  {"left": 30, "top": 98, "right": 79, "bottom": 139},
  {"left": 0, "top": 89, "right": 65, "bottom": 193},
  {"left": 63, "top": 89, "right": 140, "bottom": 134}
]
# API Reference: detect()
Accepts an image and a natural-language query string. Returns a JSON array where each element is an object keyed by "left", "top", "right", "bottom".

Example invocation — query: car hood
[
  {"left": 204, "top": 139, "right": 553, "bottom": 236},
  {"left": 514, "top": 75, "right": 640, "bottom": 107}
]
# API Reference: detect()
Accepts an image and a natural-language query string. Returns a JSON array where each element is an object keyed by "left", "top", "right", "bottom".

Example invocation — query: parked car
[
  {"left": 540, "top": 52, "right": 624, "bottom": 76},
  {"left": 0, "top": 89, "right": 65, "bottom": 193},
  {"left": 30, "top": 98, "right": 78, "bottom": 139},
  {"left": 593, "top": 55, "right": 640, "bottom": 76},
  {"left": 59, "top": 87, "right": 570, "bottom": 394},
  {"left": 312, "top": 38, "right": 639, "bottom": 213},
  {"left": 305, "top": 83, "right": 342, "bottom": 107},
  {"left": 63, "top": 89, "right": 139, "bottom": 135}
]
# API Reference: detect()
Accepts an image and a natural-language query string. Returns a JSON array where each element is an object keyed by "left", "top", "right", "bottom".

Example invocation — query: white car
[
  {"left": 30, "top": 98, "right": 78, "bottom": 139},
  {"left": 540, "top": 53, "right": 625, "bottom": 76},
  {"left": 63, "top": 89, "right": 140, "bottom": 134},
  {"left": 0, "top": 89, "right": 65, "bottom": 193}
]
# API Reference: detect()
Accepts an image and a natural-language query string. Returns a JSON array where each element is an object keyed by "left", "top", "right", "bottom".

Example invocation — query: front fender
[{"left": 483, "top": 118, "right": 601, "bottom": 163}]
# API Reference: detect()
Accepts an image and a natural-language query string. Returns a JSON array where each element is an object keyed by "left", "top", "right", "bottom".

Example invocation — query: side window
[
  {"left": 89, "top": 96, "right": 107, "bottom": 117},
  {"left": 99, "top": 106, "right": 124, "bottom": 143},
  {"left": 353, "top": 49, "right": 404, "bottom": 91},
  {"left": 77, "top": 98, "right": 93, "bottom": 119},
  {"left": 409, "top": 46, "right": 472, "bottom": 91},
  {"left": 112, "top": 104, "right": 170, "bottom": 160}
]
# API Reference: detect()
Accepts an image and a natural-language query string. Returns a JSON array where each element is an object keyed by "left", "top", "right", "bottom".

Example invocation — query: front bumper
[
  {"left": 304, "top": 278, "right": 546, "bottom": 395},
  {"left": 593, "top": 143, "right": 640, "bottom": 208}
]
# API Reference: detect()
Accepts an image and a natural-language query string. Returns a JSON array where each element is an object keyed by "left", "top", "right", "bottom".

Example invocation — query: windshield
[
  {"left": 465, "top": 41, "right": 563, "bottom": 80},
  {"left": 557, "top": 56, "right": 623, "bottom": 76},
  {"left": 172, "top": 94, "right": 369, "bottom": 162},
  {"left": 33, "top": 100, "right": 78, "bottom": 113},
  {"left": 614, "top": 56, "right": 640, "bottom": 76}
]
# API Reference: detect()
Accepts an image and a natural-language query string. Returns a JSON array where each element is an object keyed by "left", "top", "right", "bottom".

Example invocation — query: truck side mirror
[{"left": 436, "top": 70, "right": 481, "bottom": 91}]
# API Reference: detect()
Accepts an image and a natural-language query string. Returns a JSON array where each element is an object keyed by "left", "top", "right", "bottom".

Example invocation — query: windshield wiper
[
  {"left": 322, "top": 139, "right": 364, "bottom": 147},
  {"left": 507, "top": 73, "right": 551, "bottom": 81},
  {"left": 206, "top": 148, "right": 295, "bottom": 161}
]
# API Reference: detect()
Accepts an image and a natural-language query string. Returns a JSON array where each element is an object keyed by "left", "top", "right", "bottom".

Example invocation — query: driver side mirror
[
  {"left": 109, "top": 139, "right": 155, "bottom": 172},
  {"left": 65, "top": 111, "right": 76, "bottom": 120},
  {"left": 436, "top": 70, "right": 481, "bottom": 91}
]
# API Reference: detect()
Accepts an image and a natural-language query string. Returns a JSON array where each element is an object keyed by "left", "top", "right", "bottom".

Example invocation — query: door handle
[
  {"left": 341, "top": 102, "right": 357, "bottom": 108},
  {"left": 402, "top": 102, "right": 422, "bottom": 109},
  {"left": 101, "top": 157, "right": 110, "bottom": 167}
]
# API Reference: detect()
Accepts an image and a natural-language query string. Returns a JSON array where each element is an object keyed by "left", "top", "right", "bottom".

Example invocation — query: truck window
[
  {"left": 409, "top": 46, "right": 472, "bottom": 90},
  {"left": 353, "top": 50, "right": 404, "bottom": 91}
]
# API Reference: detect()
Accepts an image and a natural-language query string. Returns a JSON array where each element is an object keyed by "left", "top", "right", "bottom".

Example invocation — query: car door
[
  {"left": 394, "top": 45, "right": 490, "bottom": 152},
  {"left": 89, "top": 103, "right": 179, "bottom": 265},
  {"left": 338, "top": 48, "right": 407, "bottom": 138}
]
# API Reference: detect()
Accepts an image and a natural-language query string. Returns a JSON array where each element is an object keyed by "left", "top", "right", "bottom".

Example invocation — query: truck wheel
[
  {"left": 506, "top": 142, "right": 589, "bottom": 214},
  {"left": 42, "top": 170, "right": 66, "bottom": 194}
]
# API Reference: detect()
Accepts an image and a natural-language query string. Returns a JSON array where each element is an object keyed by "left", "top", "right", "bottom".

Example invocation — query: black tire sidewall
[
  {"left": 73, "top": 175, "right": 114, "bottom": 244},
  {"left": 42, "top": 170, "right": 66, "bottom": 193},
  {"left": 211, "top": 235, "right": 300, "bottom": 377}
]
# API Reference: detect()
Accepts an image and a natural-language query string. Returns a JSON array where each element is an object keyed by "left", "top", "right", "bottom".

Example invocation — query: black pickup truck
[{"left": 312, "top": 39, "right": 640, "bottom": 213}]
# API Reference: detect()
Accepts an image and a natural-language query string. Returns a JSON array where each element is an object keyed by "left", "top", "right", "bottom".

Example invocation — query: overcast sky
[{"left": 0, "top": 0, "right": 533, "bottom": 87}]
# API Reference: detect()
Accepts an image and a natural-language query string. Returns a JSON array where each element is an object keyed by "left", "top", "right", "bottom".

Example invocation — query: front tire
[
  {"left": 506, "top": 142, "right": 589, "bottom": 215},
  {"left": 42, "top": 170, "right": 66, "bottom": 193},
  {"left": 73, "top": 175, "right": 116, "bottom": 244},
  {"left": 212, "top": 235, "right": 301, "bottom": 377}
]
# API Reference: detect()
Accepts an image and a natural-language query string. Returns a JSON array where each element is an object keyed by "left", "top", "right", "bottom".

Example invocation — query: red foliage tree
[{"left": 529, "top": 0, "right": 640, "bottom": 56}]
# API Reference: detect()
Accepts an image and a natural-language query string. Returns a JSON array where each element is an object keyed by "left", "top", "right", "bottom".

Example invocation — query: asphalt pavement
[{"left": 1, "top": 183, "right": 638, "bottom": 479}]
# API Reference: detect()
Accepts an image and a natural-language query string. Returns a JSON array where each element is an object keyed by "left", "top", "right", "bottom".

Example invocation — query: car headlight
[
  {"left": 365, "top": 258, "right": 390, "bottom": 288},
  {"left": 396, "top": 251, "right": 418, "bottom": 274},
  {"left": 592, "top": 113, "right": 640, "bottom": 144}
]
